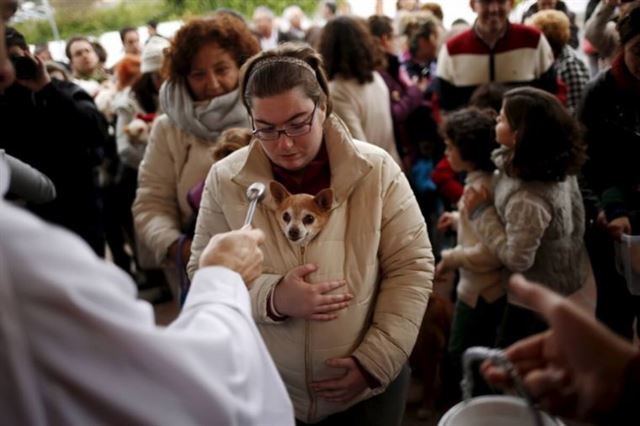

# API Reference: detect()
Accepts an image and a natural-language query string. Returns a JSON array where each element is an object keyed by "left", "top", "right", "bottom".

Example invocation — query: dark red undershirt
[{"left": 270, "top": 142, "right": 331, "bottom": 195}]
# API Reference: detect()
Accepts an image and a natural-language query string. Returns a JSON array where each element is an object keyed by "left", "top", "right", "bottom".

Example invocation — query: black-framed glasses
[{"left": 252, "top": 103, "right": 317, "bottom": 141}]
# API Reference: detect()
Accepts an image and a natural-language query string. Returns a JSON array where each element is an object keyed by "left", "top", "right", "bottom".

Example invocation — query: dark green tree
[{"left": 14, "top": 0, "right": 319, "bottom": 45}]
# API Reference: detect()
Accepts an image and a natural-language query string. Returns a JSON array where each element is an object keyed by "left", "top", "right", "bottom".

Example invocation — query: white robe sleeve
[{"left": 0, "top": 196, "right": 294, "bottom": 426}]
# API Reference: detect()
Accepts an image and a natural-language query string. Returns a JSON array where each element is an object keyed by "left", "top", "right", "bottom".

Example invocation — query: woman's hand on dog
[{"left": 273, "top": 263, "right": 353, "bottom": 321}]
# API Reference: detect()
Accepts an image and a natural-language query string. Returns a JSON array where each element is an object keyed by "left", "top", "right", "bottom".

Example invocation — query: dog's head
[
  {"left": 124, "top": 118, "right": 150, "bottom": 144},
  {"left": 270, "top": 181, "right": 333, "bottom": 246}
]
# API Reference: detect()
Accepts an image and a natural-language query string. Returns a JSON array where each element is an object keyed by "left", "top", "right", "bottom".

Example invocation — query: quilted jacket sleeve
[
  {"left": 133, "top": 117, "right": 182, "bottom": 265},
  {"left": 351, "top": 156, "right": 434, "bottom": 388},
  {"left": 470, "top": 192, "right": 552, "bottom": 273}
]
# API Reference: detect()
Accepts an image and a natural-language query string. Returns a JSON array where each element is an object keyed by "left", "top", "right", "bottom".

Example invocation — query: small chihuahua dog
[
  {"left": 124, "top": 118, "right": 150, "bottom": 144},
  {"left": 270, "top": 181, "right": 333, "bottom": 246}
]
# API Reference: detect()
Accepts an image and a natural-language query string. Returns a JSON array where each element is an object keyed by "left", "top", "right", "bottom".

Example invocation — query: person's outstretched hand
[
  {"left": 607, "top": 216, "right": 631, "bottom": 241},
  {"left": 436, "top": 211, "right": 457, "bottom": 232},
  {"left": 198, "top": 226, "right": 265, "bottom": 286},
  {"left": 481, "top": 275, "right": 637, "bottom": 421}
]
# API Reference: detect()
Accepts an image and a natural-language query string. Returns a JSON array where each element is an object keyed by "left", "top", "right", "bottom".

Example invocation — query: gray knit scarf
[{"left": 159, "top": 80, "right": 251, "bottom": 142}]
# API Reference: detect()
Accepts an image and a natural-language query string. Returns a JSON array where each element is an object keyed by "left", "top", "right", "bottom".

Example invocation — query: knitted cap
[{"left": 141, "top": 36, "right": 170, "bottom": 73}]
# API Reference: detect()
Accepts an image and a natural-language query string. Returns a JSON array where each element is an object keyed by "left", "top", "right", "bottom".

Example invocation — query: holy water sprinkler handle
[
  {"left": 462, "top": 346, "right": 545, "bottom": 426},
  {"left": 244, "top": 182, "right": 266, "bottom": 226}
]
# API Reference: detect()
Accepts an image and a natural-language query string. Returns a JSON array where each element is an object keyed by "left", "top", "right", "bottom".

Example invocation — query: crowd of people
[{"left": 1, "top": 0, "right": 640, "bottom": 424}]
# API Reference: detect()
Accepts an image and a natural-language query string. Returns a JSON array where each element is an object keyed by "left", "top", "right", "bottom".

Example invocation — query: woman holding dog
[
  {"left": 133, "top": 14, "right": 259, "bottom": 296},
  {"left": 187, "top": 43, "right": 434, "bottom": 426}
]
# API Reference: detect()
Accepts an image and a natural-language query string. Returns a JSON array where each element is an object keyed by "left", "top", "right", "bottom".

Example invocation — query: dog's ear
[
  {"left": 269, "top": 181, "right": 290, "bottom": 205},
  {"left": 314, "top": 188, "right": 333, "bottom": 212}
]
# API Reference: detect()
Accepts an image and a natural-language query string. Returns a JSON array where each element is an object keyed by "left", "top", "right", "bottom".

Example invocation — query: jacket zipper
[{"left": 301, "top": 245, "right": 317, "bottom": 422}]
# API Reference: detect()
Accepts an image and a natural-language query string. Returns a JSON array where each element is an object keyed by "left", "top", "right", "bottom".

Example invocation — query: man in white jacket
[
  {"left": 0, "top": 5, "right": 292, "bottom": 422},
  {"left": 0, "top": 146, "right": 293, "bottom": 424}
]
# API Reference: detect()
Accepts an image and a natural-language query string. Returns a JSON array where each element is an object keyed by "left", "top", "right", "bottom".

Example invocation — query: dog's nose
[{"left": 288, "top": 228, "right": 301, "bottom": 241}]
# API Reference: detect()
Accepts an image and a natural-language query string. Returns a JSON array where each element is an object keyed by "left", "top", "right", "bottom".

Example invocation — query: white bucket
[
  {"left": 615, "top": 234, "right": 640, "bottom": 296},
  {"left": 438, "top": 396, "right": 563, "bottom": 426}
]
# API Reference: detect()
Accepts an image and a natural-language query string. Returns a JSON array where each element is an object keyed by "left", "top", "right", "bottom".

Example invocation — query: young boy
[{"left": 435, "top": 107, "right": 505, "bottom": 393}]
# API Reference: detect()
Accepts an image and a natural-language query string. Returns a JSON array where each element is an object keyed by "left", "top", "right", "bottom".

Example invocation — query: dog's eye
[
  {"left": 303, "top": 214, "right": 315, "bottom": 225},
  {"left": 282, "top": 212, "right": 291, "bottom": 223}
]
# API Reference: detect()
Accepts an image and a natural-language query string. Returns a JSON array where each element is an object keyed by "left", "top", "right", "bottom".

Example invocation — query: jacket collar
[
  {"left": 232, "top": 114, "right": 373, "bottom": 211},
  {"left": 465, "top": 170, "right": 488, "bottom": 185},
  {"left": 473, "top": 20, "right": 510, "bottom": 50},
  {"left": 491, "top": 146, "right": 511, "bottom": 171}
]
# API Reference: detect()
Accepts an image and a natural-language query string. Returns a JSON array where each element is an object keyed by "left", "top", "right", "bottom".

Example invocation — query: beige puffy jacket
[
  {"left": 133, "top": 115, "right": 216, "bottom": 264},
  {"left": 329, "top": 72, "right": 402, "bottom": 166},
  {"left": 188, "top": 115, "right": 433, "bottom": 423}
]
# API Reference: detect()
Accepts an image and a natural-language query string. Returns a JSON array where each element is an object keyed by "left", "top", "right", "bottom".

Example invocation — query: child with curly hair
[
  {"left": 435, "top": 107, "right": 503, "bottom": 387},
  {"left": 464, "top": 87, "right": 595, "bottom": 347}
]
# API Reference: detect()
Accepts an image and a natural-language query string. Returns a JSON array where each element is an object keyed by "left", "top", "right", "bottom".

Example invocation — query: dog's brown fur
[
  {"left": 123, "top": 118, "right": 150, "bottom": 144},
  {"left": 270, "top": 181, "right": 333, "bottom": 246},
  {"left": 212, "top": 127, "right": 253, "bottom": 162}
]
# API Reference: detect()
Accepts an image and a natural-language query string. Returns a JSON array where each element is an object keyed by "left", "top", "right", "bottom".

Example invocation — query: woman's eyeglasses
[{"left": 252, "top": 103, "right": 317, "bottom": 141}]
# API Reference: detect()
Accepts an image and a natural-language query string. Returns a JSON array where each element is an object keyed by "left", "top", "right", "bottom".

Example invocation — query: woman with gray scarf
[{"left": 133, "top": 14, "right": 260, "bottom": 298}]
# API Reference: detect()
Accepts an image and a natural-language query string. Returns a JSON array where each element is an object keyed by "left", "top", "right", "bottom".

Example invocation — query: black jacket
[
  {"left": 579, "top": 63, "right": 640, "bottom": 226},
  {"left": 0, "top": 80, "right": 108, "bottom": 254}
]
